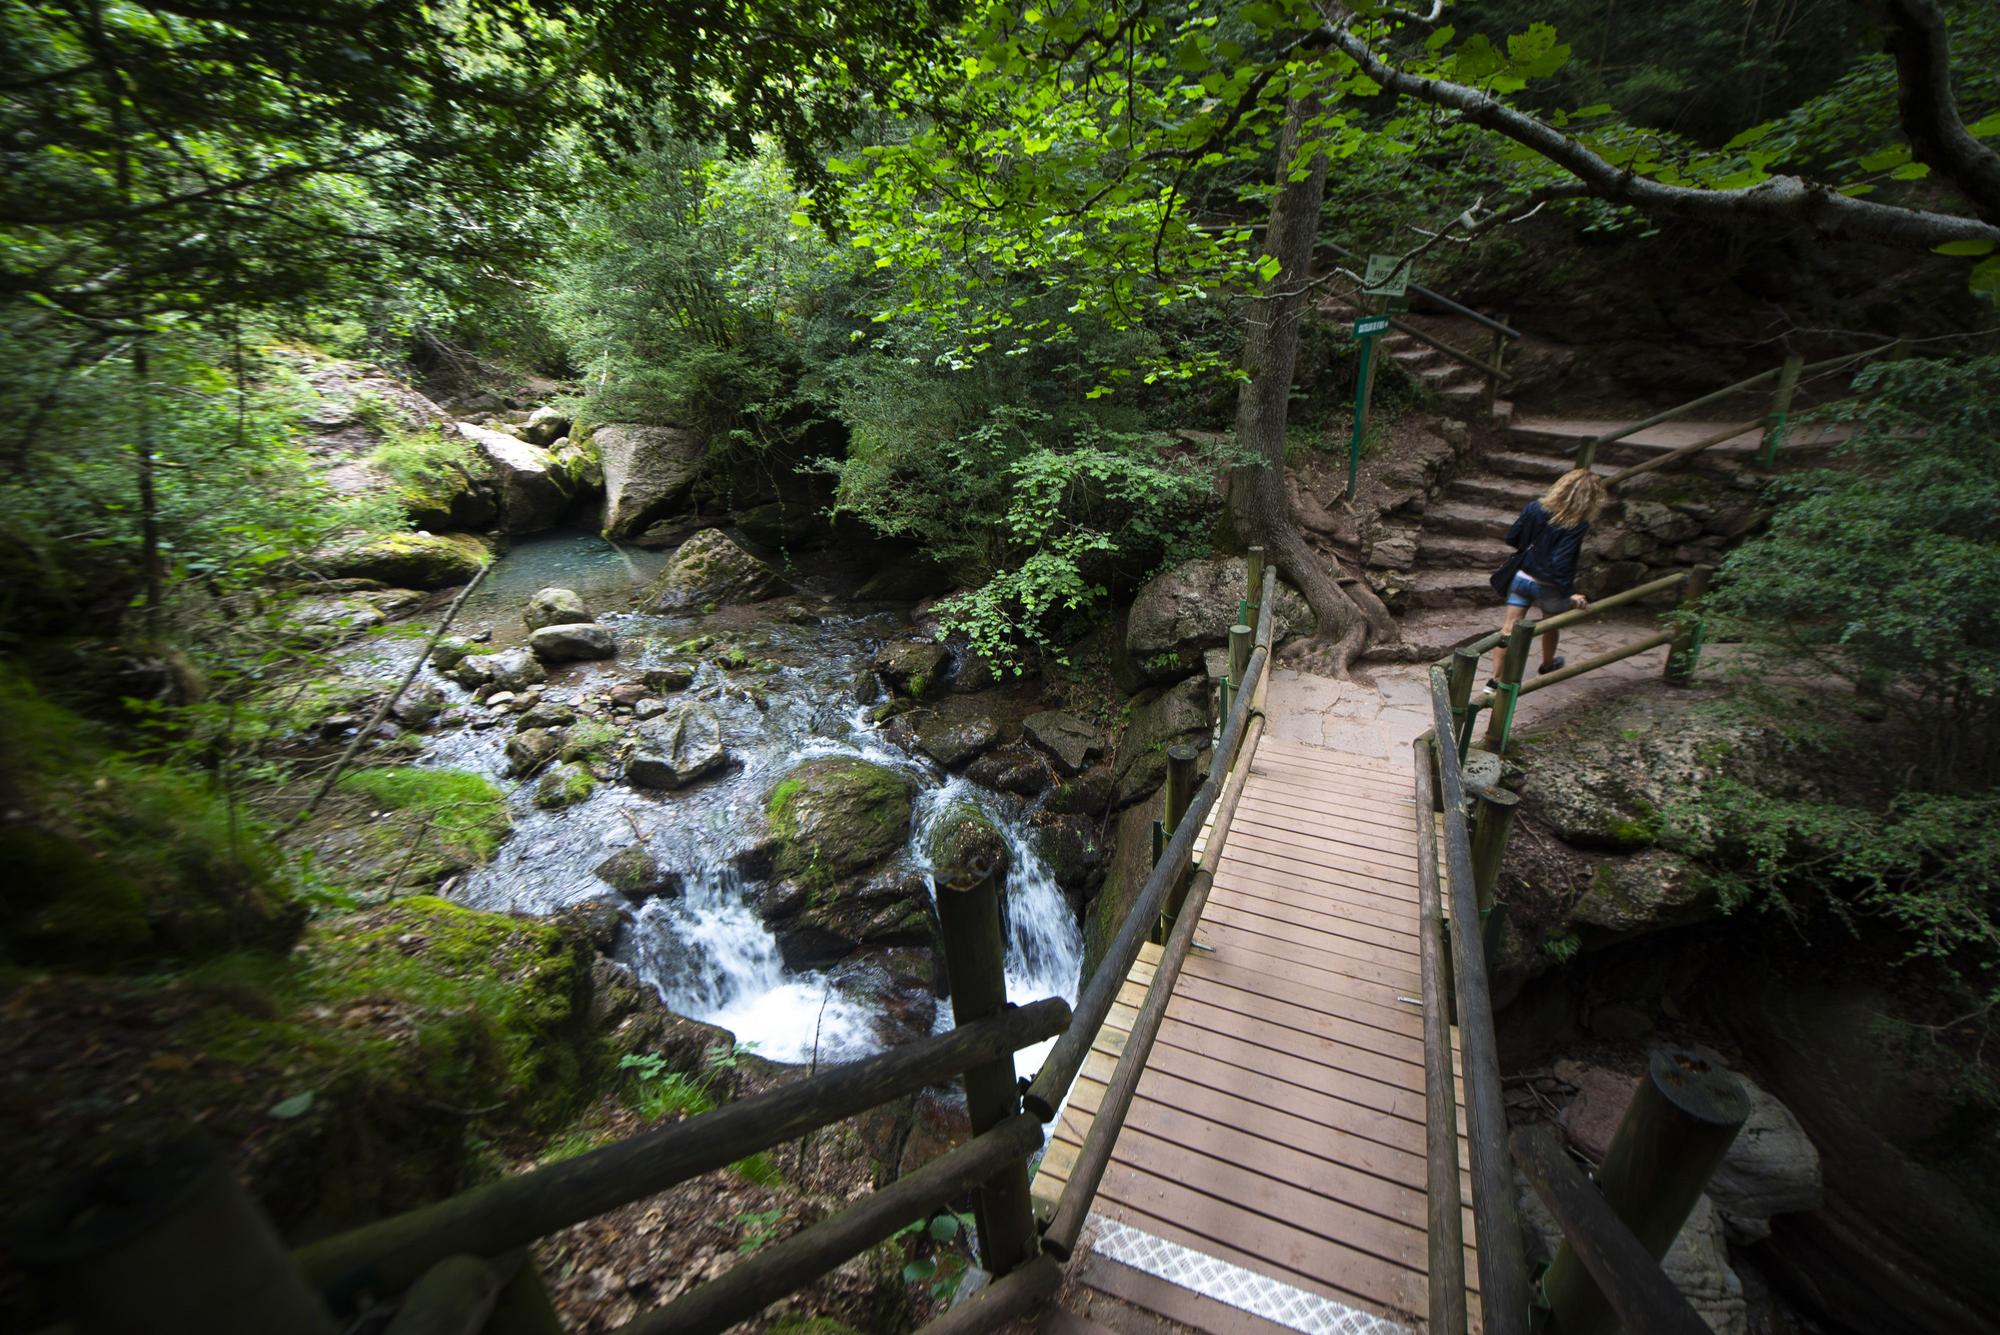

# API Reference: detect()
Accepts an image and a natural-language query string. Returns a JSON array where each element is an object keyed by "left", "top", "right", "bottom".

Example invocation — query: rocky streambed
[{"left": 330, "top": 528, "right": 1097, "bottom": 1069}]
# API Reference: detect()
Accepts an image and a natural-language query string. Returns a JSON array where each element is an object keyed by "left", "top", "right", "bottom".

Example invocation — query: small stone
[
  {"left": 1022, "top": 711, "right": 1107, "bottom": 775},
  {"left": 534, "top": 761, "right": 596, "bottom": 809},
  {"left": 487, "top": 691, "right": 517, "bottom": 709},
  {"left": 515, "top": 701, "right": 577, "bottom": 731},
  {"left": 524, "top": 586, "right": 589, "bottom": 632},
  {"left": 506, "top": 727, "right": 562, "bottom": 778},
  {"left": 530, "top": 623, "right": 617, "bottom": 663},
  {"left": 606, "top": 682, "right": 649, "bottom": 707},
  {"left": 633, "top": 698, "right": 668, "bottom": 721},
  {"left": 625, "top": 703, "right": 729, "bottom": 789},
  {"left": 594, "top": 846, "right": 682, "bottom": 900},
  {"left": 913, "top": 713, "right": 1001, "bottom": 769},
  {"left": 643, "top": 663, "right": 695, "bottom": 694}
]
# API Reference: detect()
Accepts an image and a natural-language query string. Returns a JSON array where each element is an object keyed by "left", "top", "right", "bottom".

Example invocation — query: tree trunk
[{"left": 1225, "top": 92, "right": 1396, "bottom": 675}]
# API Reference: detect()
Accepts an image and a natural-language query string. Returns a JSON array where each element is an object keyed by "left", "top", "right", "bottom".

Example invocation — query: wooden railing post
[
  {"left": 23, "top": 1140, "right": 340, "bottom": 1335},
  {"left": 1446, "top": 647, "right": 1480, "bottom": 767},
  {"left": 1483, "top": 621, "right": 1533, "bottom": 749},
  {"left": 935, "top": 863, "right": 1038, "bottom": 1279},
  {"left": 1761, "top": 353, "right": 1805, "bottom": 467},
  {"left": 1228, "top": 622, "right": 1253, "bottom": 689},
  {"left": 1484, "top": 317, "right": 1508, "bottom": 414},
  {"left": 1663, "top": 565, "right": 1713, "bottom": 686},
  {"left": 1156, "top": 743, "right": 1200, "bottom": 939},
  {"left": 1469, "top": 784, "right": 1519, "bottom": 960},
  {"left": 1245, "top": 546, "right": 1266, "bottom": 624},
  {"left": 1541, "top": 1048, "right": 1749, "bottom": 1335}
]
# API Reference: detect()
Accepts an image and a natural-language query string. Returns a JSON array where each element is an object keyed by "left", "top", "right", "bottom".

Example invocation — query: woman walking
[{"left": 1489, "top": 468, "right": 1609, "bottom": 684}]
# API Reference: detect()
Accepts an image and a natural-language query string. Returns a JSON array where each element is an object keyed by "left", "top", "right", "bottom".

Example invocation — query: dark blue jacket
[{"left": 1489, "top": 499, "right": 1588, "bottom": 598}]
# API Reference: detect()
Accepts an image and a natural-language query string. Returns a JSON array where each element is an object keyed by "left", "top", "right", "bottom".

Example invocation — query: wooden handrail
[
  {"left": 1387, "top": 316, "right": 1509, "bottom": 381},
  {"left": 1427, "top": 667, "right": 1531, "bottom": 1334},
  {"left": 1577, "top": 341, "right": 1897, "bottom": 468},
  {"left": 1463, "top": 569, "right": 1691, "bottom": 657},
  {"left": 1510, "top": 1127, "right": 1714, "bottom": 1335},
  {"left": 297, "top": 997, "right": 1072, "bottom": 1300},
  {"left": 1412, "top": 735, "right": 1469, "bottom": 1335},
  {"left": 615, "top": 1113, "right": 1047, "bottom": 1335},
  {"left": 1021, "top": 568, "right": 1279, "bottom": 1119}
]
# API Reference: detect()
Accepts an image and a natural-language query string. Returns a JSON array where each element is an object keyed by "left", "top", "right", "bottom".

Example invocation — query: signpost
[
  {"left": 1363, "top": 254, "right": 1412, "bottom": 314},
  {"left": 1347, "top": 312, "right": 1391, "bottom": 501}
]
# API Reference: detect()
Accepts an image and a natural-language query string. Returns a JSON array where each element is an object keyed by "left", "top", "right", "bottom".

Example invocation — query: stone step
[
  {"left": 1445, "top": 473, "right": 1545, "bottom": 509},
  {"left": 1504, "top": 417, "right": 1847, "bottom": 468},
  {"left": 1421, "top": 498, "right": 1522, "bottom": 537},
  {"left": 1486, "top": 450, "right": 1587, "bottom": 481},
  {"left": 1400, "top": 566, "right": 1499, "bottom": 609},
  {"left": 1392, "top": 604, "right": 1509, "bottom": 657},
  {"left": 1417, "top": 530, "right": 1514, "bottom": 566}
]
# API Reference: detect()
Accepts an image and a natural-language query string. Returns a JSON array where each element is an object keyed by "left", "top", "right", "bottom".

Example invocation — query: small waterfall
[{"left": 623, "top": 867, "right": 882, "bottom": 1065}]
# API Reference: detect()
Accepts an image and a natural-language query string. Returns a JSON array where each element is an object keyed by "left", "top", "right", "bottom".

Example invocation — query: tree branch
[
  {"left": 1879, "top": 0, "right": 2000, "bottom": 223},
  {"left": 1321, "top": 11, "right": 2000, "bottom": 251}
]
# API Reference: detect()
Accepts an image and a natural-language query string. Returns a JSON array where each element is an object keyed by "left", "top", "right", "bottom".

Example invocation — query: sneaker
[{"left": 1539, "top": 656, "right": 1566, "bottom": 674}]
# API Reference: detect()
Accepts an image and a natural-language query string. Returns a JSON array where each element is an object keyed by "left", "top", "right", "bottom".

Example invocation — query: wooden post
[
  {"left": 484, "top": 1262, "right": 566, "bottom": 1335},
  {"left": 1663, "top": 565, "right": 1713, "bottom": 686},
  {"left": 1228, "top": 623, "right": 1253, "bottom": 688},
  {"left": 1761, "top": 353, "right": 1805, "bottom": 466},
  {"left": 1469, "top": 784, "right": 1519, "bottom": 963},
  {"left": 1446, "top": 647, "right": 1480, "bottom": 764},
  {"left": 1245, "top": 545, "right": 1266, "bottom": 622},
  {"left": 384, "top": 1255, "right": 503, "bottom": 1335},
  {"left": 1468, "top": 786, "right": 1518, "bottom": 919},
  {"left": 1541, "top": 1048, "right": 1750, "bottom": 1335},
  {"left": 1157, "top": 743, "right": 1200, "bottom": 938},
  {"left": 934, "top": 863, "right": 1038, "bottom": 1279},
  {"left": 1482, "top": 621, "right": 1534, "bottom": 749},
  {"left": 22, "top": 1140, "right": 340, "bottom": 1335}
]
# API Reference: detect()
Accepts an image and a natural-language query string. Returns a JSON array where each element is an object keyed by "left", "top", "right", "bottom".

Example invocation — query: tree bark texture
[{"left": 1227, "top": 91, "right": 1395, "bottom": 674}]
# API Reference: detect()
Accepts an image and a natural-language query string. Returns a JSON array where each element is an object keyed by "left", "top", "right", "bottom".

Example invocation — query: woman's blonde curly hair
[{"left": 1540, "top": 467, "right": 1609, "bottom": 528}]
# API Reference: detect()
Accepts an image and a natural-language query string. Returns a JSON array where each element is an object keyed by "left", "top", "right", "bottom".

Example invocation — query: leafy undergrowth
[
  {"left": 287, "top": 765, "right": 513, "bottom": 899},
  {"left": 0, "top": 896, "right": 596, "bottom": 1329},
  {"left": 524, "top": 1054, "right": 935, "bottom": 1335}
]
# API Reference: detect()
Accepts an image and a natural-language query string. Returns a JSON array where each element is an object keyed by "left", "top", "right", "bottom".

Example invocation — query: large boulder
[
  {"left": 765, "top": 758, "right": 916, "bottom": 886},
  {"left": 322, "top": 532, "right": 490, "bottom": 590},
  {"left": 506, "top": 727, "right": 562, "bottom": 778},
  {"left": 924, "top": 802, "right": 1012, "bottom": 887},
  {"left": 1568, "top": 851, "right": 1715, "bottom": 937},
  {"left": 1707, "top": 1074, "right": 1823, "bottom": 1242},
  {"left": 1022, "top": 711, "right": 1108, "bottom": 775},
  {"left": 875, "top": 640, "right": 950, "bottom": 701},
  {"left": 625, "top": 703, "right": 729, "bottom": 789},
  {"left": 1124, "top": 556, "right": 1314, "bottom": 684},
  {"left": 1030, "top": 812, "right": 1105, "bottom": 898},
  {"left": 646, "top": 529, "right": 787, "bottom": 612},
  {"left": 529, "top": 623, "right": 617, "bottom": 663},
  {"left": 455, "top": 421, "right": 574, "bottom": 533},
  {"left": 912, "top": 712, "right": 1000, "bottom": 769},
  {"left": 524, "top": 587, "right": 589, "bottom": 631},
  {"left": 596, "top": 424, "right": 706, "bottom": 539},
  {"left": 761, "top": 869, "right": 939, "bottom": 970},
  {"left": 1518, "top": 1183, "right": 1747, "bottom": 1335},
  {"left": 523, "top": 406, "right": 572, "bottom": 447},
  {"left": 1111, "top": 676, "right": 1213, "bottom": 808}
]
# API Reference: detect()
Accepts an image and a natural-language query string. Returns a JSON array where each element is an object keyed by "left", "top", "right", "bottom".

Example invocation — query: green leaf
[
  {"left": 1424, "top": 24, "right": 1455, "bottom": 51},
  {"left": 1857, "top": 145, "right": 1910, "bottom": 172},
  {"left": 1452, "top": 34, "right": 1501, "bottom": 82},
  {"left": 270, "top": 1092, "right": 316, "bottom": 1119},
  {"left": 929, "top": 1214, "right": 961, "bottom": 1242},
  {"left": 1968, "top": 113, "right": 2000, "bottom": 139},
  {"left": 902, "top": 1258, "right": 937, "bottom": 1283},
  {"left": 1723, "top": 123, "right": 1777, "bottom": 151},
  {"left": 1970, "top": 256, "right": 2000, "bottom": 297},
  {"left": 1935, "top": 239, "right": 1997, "bottom": 257},
  {"left": 1891, "top": 162, "right": 1931, "bottom": 181}
]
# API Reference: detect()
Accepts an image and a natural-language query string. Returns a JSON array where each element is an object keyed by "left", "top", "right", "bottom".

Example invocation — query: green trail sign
[
  {"left": 1362, "top": 253, "right": 1410, "bottom": 298},
  {"left": 1346, "top": 313, "right": 1392, "bottom": 499}
]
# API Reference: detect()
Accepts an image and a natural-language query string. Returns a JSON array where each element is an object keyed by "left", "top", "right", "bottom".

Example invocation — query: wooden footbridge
[{"left": 29, "top": 560, "right": 1742, "bottom": 1335}]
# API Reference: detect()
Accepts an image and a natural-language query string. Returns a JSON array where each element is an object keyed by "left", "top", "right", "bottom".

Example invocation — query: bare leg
[
  {"left": 1491, "top": 604, "right": 1525, "bottom": 682},
  {"left": 1541, "top": 625, "right": 1560, "bottom": 671}
]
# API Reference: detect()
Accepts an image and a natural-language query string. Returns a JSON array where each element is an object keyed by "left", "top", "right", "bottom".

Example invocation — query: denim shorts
[{"left": 1507, "top": 571, "right": 1571, "bottom": 615}]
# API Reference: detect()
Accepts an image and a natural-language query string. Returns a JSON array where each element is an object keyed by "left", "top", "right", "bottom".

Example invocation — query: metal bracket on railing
[
  {"left": 1490, "top": 680, "right": 1521, "bottom": 753},
  {"left": 1682, "top": 619, "right": 1708, "bottom": 679}
]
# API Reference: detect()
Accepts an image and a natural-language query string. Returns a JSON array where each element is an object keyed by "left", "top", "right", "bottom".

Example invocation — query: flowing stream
[{"left": 346, "top": 531, "right": 1084, "bottom": 1068}]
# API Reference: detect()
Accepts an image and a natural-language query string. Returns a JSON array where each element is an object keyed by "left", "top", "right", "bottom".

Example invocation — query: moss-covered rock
[
  {"left": 646, "top": 528, "right": 787, "bottom": 612},
  {"left": 322, "top": 531, "right": 492, "bottom": 590},
  {"left": 534, "top": 762, "right": 596, "bottom": 809},
  {"left": 560, "top": 719, "right": 621, "bottom": 769},
  {"left": 594, "top": 846, "right": 681, "bottom": 900},
  {"left": 765, "top": 758, "right": 916, "bottom": 887},
  {"left": 0, "top": 669, "right": 305, "bottom": 966},
  {"left": 924, "top": 801, "right": 1011, "bottom": 887},
  {"left": 312, "top": 767, "right": 512, "bottom": 895}
]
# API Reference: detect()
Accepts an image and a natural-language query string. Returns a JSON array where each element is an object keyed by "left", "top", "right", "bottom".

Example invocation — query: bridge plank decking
[{"left": 1035, "top": 734, "right": 1479, "bottom": 1333}]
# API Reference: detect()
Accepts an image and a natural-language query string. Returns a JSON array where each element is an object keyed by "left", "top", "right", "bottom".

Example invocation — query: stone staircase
[{"left": 1354, "top": 314, "right": 1850, "bottom": 647}]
